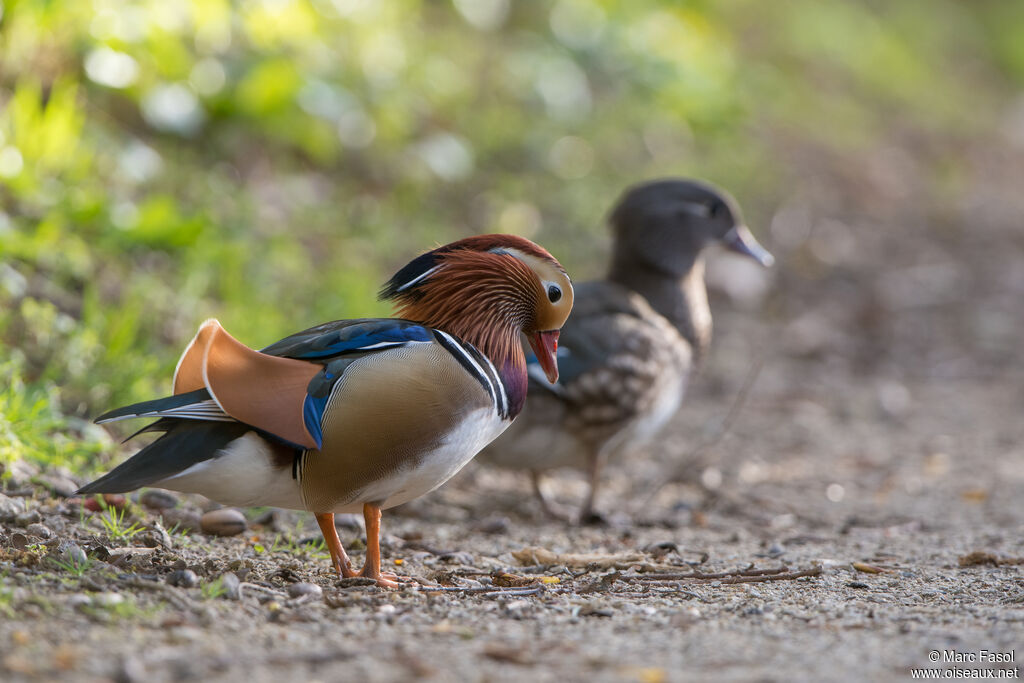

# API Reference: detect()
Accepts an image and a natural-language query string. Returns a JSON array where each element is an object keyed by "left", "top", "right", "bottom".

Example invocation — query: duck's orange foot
[
  {"left": 381, "top": 571, "right": 416, "bottom": 585},
  {"left": 358, "top": 569, "right": 412, "bottom": 589}
]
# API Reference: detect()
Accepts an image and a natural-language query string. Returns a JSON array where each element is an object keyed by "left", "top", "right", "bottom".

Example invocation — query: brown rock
[
  {"left": 168, "top": 569, "right": 199, "bottom": 588},
  {"left": 159, "top": 509, "right": 201, "bottom": 533},
  {"left": 218, "top": 572, "right": 241, "bottom": 600},
  {"left": 200, "top": 508, "right": 247, "bottom": 537},
  {"left": 139, "top": 489, "right": 179, "bottom": 510},
  {"left": 287, "top": 582, "right": 323, "bottom": 599},
  {"left": 25, "top": 523, "right": 52, "bottom": 539}
]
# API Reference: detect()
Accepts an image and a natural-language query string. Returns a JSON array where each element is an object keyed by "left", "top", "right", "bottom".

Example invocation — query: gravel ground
[{"left": 2, "top": 300, "right": 1022, "bottom": 683}]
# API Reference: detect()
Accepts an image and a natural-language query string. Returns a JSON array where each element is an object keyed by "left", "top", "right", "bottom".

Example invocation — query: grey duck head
[{"left": 608, "top": 178, "right": 773, "bottom": 280}]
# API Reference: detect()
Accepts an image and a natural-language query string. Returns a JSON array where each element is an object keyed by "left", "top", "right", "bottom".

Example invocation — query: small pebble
[
  {"left": 68, "top": 594, "right": 92, "bottom": 609},
  {"left": 15, "top": 510, "right": 41, "bottom": 526},
  {"left": 118, "top": 657, "right": 146, "bottom": 683},
  {"left": 337, "top": 576, "right": 378, "bottom": 588},
  {"left": 644, "top": 541, "right": 679, "bottom": 554},
  {"left": 474, "top": 516, "right": 511, "bottom": 535},
  {"left": 287, "top": 582, "right": 323, "bottom": 599},
  {"left": 38, "top": 475, "right": 79, "bottom": 498},
  {"left": 334, "top": 514, "right": 362, "bottom": 530},
  {"left": 3, "top": 459, "right": 39, "bottom": 486},
  {"left": 0, "top": 493, "right": 26, "bottom": 522},
  {"left": 25, "top": 523, "right": 51, "bottom": 539},
  {"left": 94, "top": 592, "right": 124, "bottom": 607},
  {"left": 64, "top": 544, "right": 88, "bottom": 566},
  {"left": 219, "top": 572, "right": 241, "bottom": 600},
  {"left": 140, "top": 489, "right": 179, "bottom": 510},
  {"left": 200, "top": 508, "right": 247, "bottom": 537},
  {"left": 579, "top": 604, "right": 614, "bottom": 618},
  {"left": 670, "top": 607, "right": 701, "bottom": 627},
  {"left": 102, "top": 494, "right": 127, "bottom": 509},
  {"left": 160, "top": 509, "right": 202, "bottom": 533},
  {"left": 439, "top": 551, "right": 474, "bottom": 565},
  {"left": 140, "top": 524, "right": 173, "bottom": 551},
  {"left": 167, "top": 627, "right": 204, "bottom": 644},
  {"left": 168, "top": 569, "right": 200, "bottom": 588}
]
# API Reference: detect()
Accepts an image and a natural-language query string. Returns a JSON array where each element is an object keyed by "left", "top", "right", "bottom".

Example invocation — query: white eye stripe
[
  {"left": 680, "top": 201, "right": 712, "bottom": 218},
  {"left": 488, "top": 247, "right": 570, "bottom": 301},
  {"left": 395, "top": 265, "right": 442, "bottom": 292}
]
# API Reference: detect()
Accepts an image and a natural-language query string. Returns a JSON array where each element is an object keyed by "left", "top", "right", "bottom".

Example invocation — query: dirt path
[{"left": 2, "top": 302, "right": 1022, "bottom": 682}]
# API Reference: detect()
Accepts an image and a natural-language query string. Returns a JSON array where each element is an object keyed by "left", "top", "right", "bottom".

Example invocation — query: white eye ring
[{"left": 544, "top": 281, "right": 562, "bottom": 303}]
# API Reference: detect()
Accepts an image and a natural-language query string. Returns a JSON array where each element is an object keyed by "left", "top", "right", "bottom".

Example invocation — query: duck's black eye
[{"left": 547, "top": 285, "right": 562, "bottom": 303}]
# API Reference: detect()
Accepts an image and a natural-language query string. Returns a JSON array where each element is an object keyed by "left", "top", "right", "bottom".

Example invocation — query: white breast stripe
[
  {"left": 434, "top": 330, "right": 502, "bottom": 415},
  {"left": 477, "top": 352, "right": 508, "bottom": 417}
]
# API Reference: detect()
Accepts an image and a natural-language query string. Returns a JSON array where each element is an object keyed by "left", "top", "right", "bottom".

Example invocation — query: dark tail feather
[
  {"left": 95, "top": 388, "right": 215, "bottom": 424},
  {"left": 77, "top": 421, "right": 249, "bottom": 494},
  {"left": 120, "top": 417, "right": 175, "bottom": 444}
]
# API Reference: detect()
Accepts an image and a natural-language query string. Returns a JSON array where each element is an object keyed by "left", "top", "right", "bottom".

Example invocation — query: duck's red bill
[{"left": 529, "top": 330, "right": 560, "bottom": 384}]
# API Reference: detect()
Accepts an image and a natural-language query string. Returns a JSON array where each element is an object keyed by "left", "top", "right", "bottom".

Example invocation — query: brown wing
[{"left": 171, "top": 319, "right": 321, "bottom": 449}]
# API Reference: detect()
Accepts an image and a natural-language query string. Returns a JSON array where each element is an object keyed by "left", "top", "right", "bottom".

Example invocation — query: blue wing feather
[
  {"left": 261, "top": 318, "right": 433, "bottom": 360},
  {"left": 302, "top": 393, "right": 328, "bottom": 449},
  {"left": 262, "top": 319, "right": 435, "bottom": 449}
]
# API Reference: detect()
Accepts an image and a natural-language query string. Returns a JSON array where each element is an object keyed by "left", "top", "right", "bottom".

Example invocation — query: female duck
[{"left": 480, "top": 180, "right": 772, "bottom": 523}]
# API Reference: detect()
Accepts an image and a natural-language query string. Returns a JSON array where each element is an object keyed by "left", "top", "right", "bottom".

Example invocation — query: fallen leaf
[
  {"left": 621, "top": 667, "right": 667, "bottom": 683},
  {"left": 481, "top": 644, "right": 533, "bottom": 665},
  {"left": 431, "top": 621, "right": 475, "bottom": 639},
  {"left": 491, "top": 572, "right": 538, "bottom": 588},
  {"left": 960, "top": 489, "right": 989, "bottom": 503},
  {"left": 852, "top": 562, "right": 890, "bottom": 574},
  {"left": 958, "top": 551, "right": 1024, "bottom": 567}
]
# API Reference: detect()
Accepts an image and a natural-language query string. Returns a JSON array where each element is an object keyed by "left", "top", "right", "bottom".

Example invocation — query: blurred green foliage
[{"left": 0, "top": 0, "right": 1020, "bottom": 471}]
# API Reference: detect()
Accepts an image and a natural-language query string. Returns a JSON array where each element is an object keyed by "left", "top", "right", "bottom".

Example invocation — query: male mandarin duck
[
  {"left": 79, "top": 235, "right": 573, "bottom": 587},
  {"left": 479, "top": 179, "right": 773, "bottom": 523}
]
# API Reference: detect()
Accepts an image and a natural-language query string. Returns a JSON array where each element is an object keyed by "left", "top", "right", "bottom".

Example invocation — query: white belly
[
  {"left": 156, "top": 431, "right": 305, "bottom": 509},
  {"left": 623, "top": 370, "right": 687, "bottom": 446}
]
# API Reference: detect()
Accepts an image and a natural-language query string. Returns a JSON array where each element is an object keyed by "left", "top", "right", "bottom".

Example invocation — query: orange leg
[
  {"left": 315, "top": 512, "right": 356, "bottom": 578},
  {"left": 357, "top": 503, "right": 408, "bottom": 588}
]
